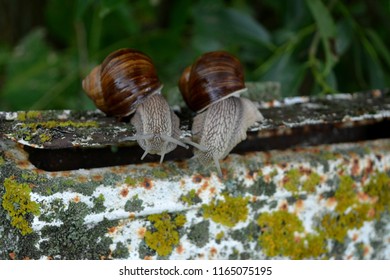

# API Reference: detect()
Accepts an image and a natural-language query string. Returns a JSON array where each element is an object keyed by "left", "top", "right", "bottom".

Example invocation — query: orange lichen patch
[
  {"left": 278, "top": 200, "right": 288, "bottom": 211},
  {"left": 137, "top": 227, "right": 146, "bottom": 238},
  {"left": 35, "top": 168, "right": 45, "bottom": 175},
  {"left": 73, "top": 195, "right": 80, "bottom": 203},
  {"left": 352, "top": 233, "right": 359, "bottom": 242},
  {"left": 294, "top": 199, "right": 304, "bottom": 213},
  {"left": 367, "top": 207, "right": 376, "bottom": 219},
  {"left": 209, "top": 187, "right": 217, "bottom": 195},
  {"left": 210, "top": 247, "right": 217, "bottom": 257},
  {"left": 246, "top": 170, "right": 256, "bottom": 180},
  {"left": 326, "top": 197, "right": 337, "bottom": 208},
  {"left": 363, "top": 245, "right": 371, "bottom": 257},
  {"left": 120, "top": 188, "right": 129, "bottom": 197},
  {"left": 17, "top": 160, "right": 30, "bottom": 169},
  {"left": 108, "top": 226, "right": 117, "bottom": 234},
  {"left": 92, "top": 174, "right": 104, "bottom": 182},
  {"left": 298, "top": 166, "right": 312, "bottom": 176},
  {"left": 263, "top": 152, "right": 272, "bottom": 165},
  {"left": 142, "top": 178, "right": 153, "bottom": 190},
  {"left": 365, "top": 159, "right": 374, "bottom": 175},
  {"left": 351, "top": 158, "right": 360, "bottom": 176},
  {"left": 197, "top": 180, "right": 209, "bottom": 195},
  {"left": 78, "top": 175, "right": 88, "bottom": 183},
  {"left": 279, "top": 162, "right": 288, "bottom": 169},
  {"left": 176, "top": 160, "right": 188, "bottom": 170},
  {"left": 9, "top": 252, "right": 16, "bottom": 260},
  {"left": 372, "top": 89, "right": 382, "bottom": 97},
  {"left": 357, "top": 192, "right": 370, "bottom": 202},
  {"left": 176, "top": 244, "right": 185, "bottom": 255},
  {"left": 263, "top": 174, "right": 271, "bottom": 183},
  {"left": 60, "top": 171, "right": 71, "bottom": 177},
  {"left": 144, "top": 256, "right": 153, "bottom": 260},
  {"left": 129, "top": 213, "right": 136, "bottom": 219},
  {"left": 192, "top": 174, "right": 203, "bottom": 184},
  {"left": 117, "top": 165, "right": 128, "bottom": 173}
]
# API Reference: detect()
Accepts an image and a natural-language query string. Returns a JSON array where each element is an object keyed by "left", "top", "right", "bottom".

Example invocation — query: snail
[
  {"left": 179, "top": 51, "right": 264, "bottom": 176},
  {"left": 82, "top": 48, "right": 189, "bottom": 162}
]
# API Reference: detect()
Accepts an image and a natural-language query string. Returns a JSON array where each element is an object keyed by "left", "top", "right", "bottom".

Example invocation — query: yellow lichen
[
  {"left": 203, "top": 194, "right": 249, "bottom": 227},
  {"left": 257, "top": 210, "right": 326, "bottom": 259},
  {"left": 320, "top": 203, "right": 372, "bottom": 242},
  {"left": 363, "top": 172, "right": 390, "bottom": 218},
  {"left": 335, "top": 175, "right": 357, "bottom": 212},
  {"left": 302, "top": 172, "right": 322, "bottom": 192},
  {"left": 180, "top": 189, "right": 198, "bottom": 206},
  {"left": 283, "top": 169, "right": 301, "bottom": 193},
  {"left": 2, "top": 177, "right": 40, "bottom": 235},
  {"left": 17, "top": 111, "right": 42, "bottom": 121},
  {"left": 318, "top": 174, "right": 380, "bottom": 243},
  {"left": 144, "top": 212, "right": 186, "bottom": 256},
  {"left": 283, "top": 168, "right": 321, "bottom": 194},
  {"left": 216, "top": 231, "right": 225, "bottom": 241}
]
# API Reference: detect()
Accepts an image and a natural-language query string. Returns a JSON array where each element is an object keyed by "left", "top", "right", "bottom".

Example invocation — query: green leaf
[
  {"left": 221, "top": 8, "right": 273, "bottom": 48},
  {"left": 100, "top": 0, "right": 127, "bottom": 18},
  {"left": 1, "top": 29, "right": 61, "bottom": 110},
  {"left": 305, "top": 0, "right": 336, "bottom": 39},
  {"left": 366, "top": 29, "right": 390, "bottom": 69},
  {"left": 306, "top": 0, "right": 338, "bottom": 74}
]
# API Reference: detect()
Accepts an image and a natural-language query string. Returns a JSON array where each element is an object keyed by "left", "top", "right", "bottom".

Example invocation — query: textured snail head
[
  {"left": 178, "top": 51, "right": 247, "bottom": 113},
  {"left": 82, "top": 48, "right": 162, "bottom": 117}
]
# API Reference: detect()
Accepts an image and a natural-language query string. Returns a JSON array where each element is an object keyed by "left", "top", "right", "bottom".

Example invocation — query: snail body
[
  {"left": 82, "top": 48, "right": 188, "bottom": 162},
  {"left": 179, "top": 51, "right": 263, "bottom": 176}
]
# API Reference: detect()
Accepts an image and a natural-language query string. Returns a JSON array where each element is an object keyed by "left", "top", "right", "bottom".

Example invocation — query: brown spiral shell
[
  {"left": 178, "top": 51, "right": 246, "bottom": 112},
  {"left": 82, "top": 48, "right": 162, "bottom": 117}
]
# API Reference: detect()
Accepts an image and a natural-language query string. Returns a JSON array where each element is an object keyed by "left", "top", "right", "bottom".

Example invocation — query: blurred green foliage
[{"left": 0, "top": 0, "right": 389, "bottom": 111}]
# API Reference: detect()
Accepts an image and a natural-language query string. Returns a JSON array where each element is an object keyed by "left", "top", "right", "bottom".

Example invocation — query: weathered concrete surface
[{"left": 0, "top": 88, "right": 389, "bottom": 260}]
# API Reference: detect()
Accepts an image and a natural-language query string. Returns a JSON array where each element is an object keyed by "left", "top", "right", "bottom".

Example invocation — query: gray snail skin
[
  {"left": 82, "top": 48, "right": 189, "bottom": 162},
  {"left": 179, "top": 51, "right": 264, "bottom": 176}
]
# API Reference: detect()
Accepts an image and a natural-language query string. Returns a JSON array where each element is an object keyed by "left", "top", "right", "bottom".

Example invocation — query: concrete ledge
[{"left": 0, "top": 88, "right": 389, "bottom": 259}]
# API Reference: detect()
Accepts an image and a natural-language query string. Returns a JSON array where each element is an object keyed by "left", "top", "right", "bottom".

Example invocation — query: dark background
[{"left": 0, "top": 0, "right": 389, "bottom": 111}]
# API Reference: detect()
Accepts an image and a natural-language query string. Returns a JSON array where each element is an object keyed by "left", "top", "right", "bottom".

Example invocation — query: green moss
[
  {"left": 39, "top": 133, "right": 52, "bottom": 143},
  {"left": 16, "top": 120, "right": 98, "bottom": 144},
  {"left": 0, "top": 155, "right": 5, "bottom": 166},
  {"left": 40, "top": 201, "right": 115, "bottom": 259},
  {"left": 151, "top": 169, "right": 168, "bottom": 179},
  {"left": 124, "top": 195, "right": 144, "bottom": 212},
  {"left": 180, "top": 189, "right": 201, "bottom": 206},
  {"left": 22, "top": 120, "right": 98, "bottom": 130},
  {"left": 188, "top": 220, "right": 210, "bottom": 247},
  {"left": 144, "top": 212, "right": 186, "bottom": 256},
  {"left": 248, "top": 177, "right": 277, "bottom": 197},
  {"left": 257, "top": 211, "right": 326, "bottom": 259},
  {"left": 92, "top": 194, "right": 106, "bottom": 213},
  {"left": 203, "top": 194, "right": 249, "bottom": 227},
  {"left": 125, "top": 176, "right": 141, "bottom": 186},
  {"left": 364, "top": 172, "right": 390, "bottom": 218},
  {"left": 2, "top": 177, "right": 40, "bottom": 235},
  {"left": 112, "top": 242, "right": 129, "bottom": 259},
  {"left": 269, "top": 169, "right": 278, "bottom": 178}
]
